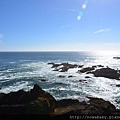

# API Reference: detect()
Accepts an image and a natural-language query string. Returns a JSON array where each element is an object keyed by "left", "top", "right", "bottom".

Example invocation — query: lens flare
[
  {"left": 79, "top": 11, "right": 83, "bottom": 16},
  {"left": 77, "top": 16, "right": 81, "bottom": 20},
  {"left": 82, "top": 4, "right": 87, "bottom": 9},
  {"left": 77, "top": 0, "right": 89, "bottom": 21}
]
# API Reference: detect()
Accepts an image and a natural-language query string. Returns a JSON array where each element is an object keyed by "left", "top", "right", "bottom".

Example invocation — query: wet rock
[
  {"left": 68, "top": 75, "right": 75, "bottom": 78},
  {"left": 78, "top": 65, "right": 84, "bottom": 68},
  {"left": 48, "top": 62, "right": 60, "bottom": 68},
  {"left": 79, "top": 80, "right": 88, "bottom": 83},
  {"left": 39, "top": 78, "right": 48, "bottom": 82},
  {"left": 97, "top": 65, "right": 104, "bottom": 67},
  {"left": 116, "top": 84, "right": 120, "bottom": 87},
  {"left": 85, "top": 76, "right": 91, "bottom": 78},
  {"left": 113, "top": 57, "right": 120, "bottom": 59},
  {"left": 78, "top": 67, "right": 95, "bottom": 73},
  {"left": 57, "top": 75, "right": 66, "bottom": 78},
  {"left": 59, "top": 67, "right": 69, "bottom": 72},
  {"left": 48, "top": 62, "right": 83, "bottom": 72},
  {"left": 92, "top": 68, "right": 120, "bottom": 80}
]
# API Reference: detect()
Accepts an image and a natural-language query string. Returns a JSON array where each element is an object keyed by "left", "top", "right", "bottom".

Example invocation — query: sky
[{"left": 0, "top": 0, "right": 120, "bottom": 51}]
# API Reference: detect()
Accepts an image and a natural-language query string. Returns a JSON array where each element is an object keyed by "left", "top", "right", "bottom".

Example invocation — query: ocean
[{"left": 0, "top": 51, "right": 120, "bottom": 109}]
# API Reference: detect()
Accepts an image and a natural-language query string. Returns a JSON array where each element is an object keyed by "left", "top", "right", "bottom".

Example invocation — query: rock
[
  {"left": 92, "top": 65, "right": 104, "bottom": 68},
  {"left": 87, "top": 97, "right": 116, "bottom": 114},
  {"left": 0, "top": 84, "right": 56, "bottom": 114},
  {"left": 0, "top": 84, "right": 120, "bottom": 116},
  {"left": 48, "top": 62, "right": 60, "bottom": 68},
  {"left": 78, "top": 65, "right": 84, "bottom": 68},
  {"left": 48, "top": 62, "right": 83, "bottom": 72},
  {"left": 39, "top": 78, "right": 48, "bottom": 82},
  {"left": 116, "top": 84, "right": 120, "bottom": 87},
  {"left": 52, "top": 97, "right": 119, "bottom": 116},
  {"left": 68, "top": 75, "right": 75, "bottom": 78},
  {"left": 57, "top": 75, "right": 66, "bottom": 78},
  {"left": 113, "top": 57, "right": 120, "bottom": 59},
  {"left": 85, "top": 76, "right": 91, "bottom": 78},
  {"left": 78, "top": 67, "right": 95, "bottom": 73},
  {"left": 92, "top": 68, "right": 120, "bottom": 80},
  {"left": 97, "top": 65, "right": 104, "bottom": 67},
  {"left": 79, "top": 80, "right": 88, "bottom": 83},
  {"left": 59, "top": 67, "right": 69, "bottom": 72}
]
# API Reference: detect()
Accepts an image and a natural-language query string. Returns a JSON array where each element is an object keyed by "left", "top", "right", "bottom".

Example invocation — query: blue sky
[{"left": 0, "top": 0, "right": 120, "bottom": 51}]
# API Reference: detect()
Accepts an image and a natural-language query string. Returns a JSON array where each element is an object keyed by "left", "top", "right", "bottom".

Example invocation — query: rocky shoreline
[
  {"left": 0, "top": 84, "right": 120, "bottom": 119},
  {"left": 1, "top": 62, "right": 120, "bottom": 119}
]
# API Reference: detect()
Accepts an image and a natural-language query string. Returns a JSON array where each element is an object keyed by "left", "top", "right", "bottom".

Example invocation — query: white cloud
[
  {"left": 0, "top": 34, "right": 4, "bottom": 39},
  {"left": 94, "top": 28, "right": 111, "bottom": 34}
]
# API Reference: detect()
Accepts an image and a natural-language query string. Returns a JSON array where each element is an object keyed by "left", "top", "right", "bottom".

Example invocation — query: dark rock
[
  {"left": 48, "top": 62, "right": 60, "bottom": 68},
  {"left": 57, "top": 75, "right": 66, "bottom": 78},
  {"left": 68, "top": 75, "right": 75, "bottom": 78},
  {"left": 79, "top": 80, "right": 88, "bottom": 83},
  {"left": 92, "top": 65, "right": 97, "bottom": 68},
  {"left": 87, "top": 97, "right": 116, "bottom": 114},
  {"left": 59, "top": 67, "right": 69, "bottom": 72},
  {"left": 92, "top": 68, "right": 120, "bottom": 80},
  {"left": 113, "top": 57, "right": 120, "bottom": 59},
  {"left": 52, "top": 97, "right": 119, "bottom": 116},
  {"left": 78, "top": 67, "right": 95, "bottom": 73},
  {"left": 39, "top": 79, "right": 48, "bottom": 82},
  {"left": 48, "top": 62, "right": 83, "bottom": 72},
  {"left": 55, "top": 99, "right": 80, "bottom": 108},
  {"left": 0, "top": 84, "right": 120, "bottom": 116},
  {"left": 97, "top": 65, "right": 104, "bottom": 67},
  {"left": 78, "top": 65, "right": 84, "bottom": 68},
  {"left": 85, "top": 76, "right": 91, "bottom": 78},
  {"left": 116, "top": 84, "right": 120, "bottom": 87},
  {"left": 92, "top": 65, "right": 104, "bottom": 68},
  {"left": 0, "top": 84, "right": 56, "bottom": 114}
]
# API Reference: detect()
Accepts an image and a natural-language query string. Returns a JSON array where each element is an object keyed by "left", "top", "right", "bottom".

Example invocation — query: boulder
[
  {"left": 57, "top": 75, "right": 66, "bottom": 78},
  {"left": 78, "top": 67, "right": 95, "bottom": 73},
  {"left": 87, "top": 97, "right": 116, "bottom": 114},
  {"left": 116, "top": 84, "right": 120, "bottom": 87},
  {"left": 39, "top": 78, "right": 48, "bottom": 82},
  {"left": 85, "top": 76, "right": 91, "bottom": 78},
  {"left": 92, "top": 68, "right": 120, "bottom": 80},
  {"left": 113, "top": 57, "right": 120, "bottom": 59},
  {"left": 68, "top": 75, "right": 75, "bottom": 78}
]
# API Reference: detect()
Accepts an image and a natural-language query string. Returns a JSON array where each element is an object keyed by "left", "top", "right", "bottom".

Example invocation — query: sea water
[{"left": 0, "top": 51, "right": 120, "bottom": 109}]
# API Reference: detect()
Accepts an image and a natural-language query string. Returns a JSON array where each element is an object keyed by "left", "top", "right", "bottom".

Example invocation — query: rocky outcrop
[
  {"left": 48, "top": 62, "right": 83, "bottom": 72},
  {"left": 92, "top": 68, "right": 120, "bottom": 80},
  {"left": 113, "top": 57, "right": 120, "bottom": 59},
  {"left": 116, "top": 84, "right": 120, "bottom": 87},
  {"left": 0, "top": 84, "right": 56, "bottom": 114},
  {"left": 78, "top": 67, "right": 95, "bottom": 73},
  {"left": 0, "top": 84, "right": 120, "bottom": 117}
]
